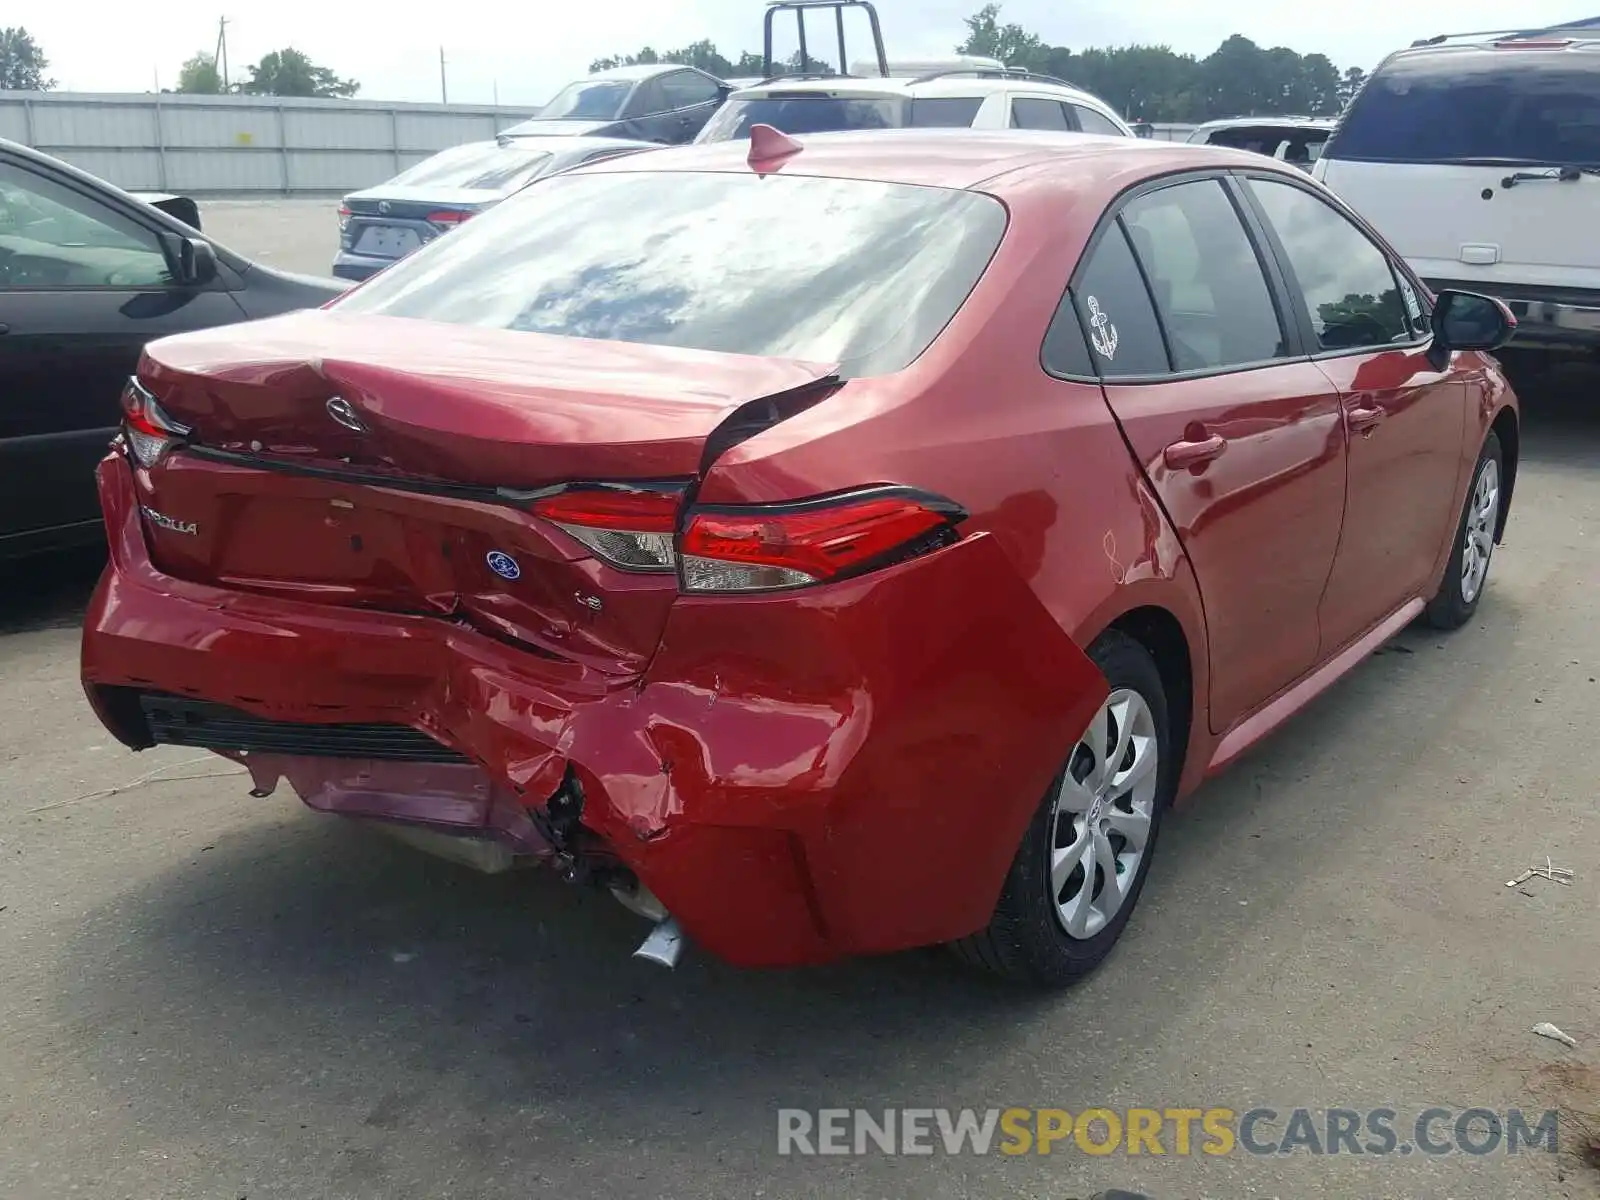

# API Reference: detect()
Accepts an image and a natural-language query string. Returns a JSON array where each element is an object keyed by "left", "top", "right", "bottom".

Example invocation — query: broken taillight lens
[
  {"left": 531, "top": 486, "right": 681, "bottom": 572},
  {"left": 680, "top": 489, "right": 965, "bottom": 594},
  {"left": 120, "top": 377, "right": 190, "bottom": 469},
  {"left": 529, "top": 484, "right": 966, "bottom": 593}
]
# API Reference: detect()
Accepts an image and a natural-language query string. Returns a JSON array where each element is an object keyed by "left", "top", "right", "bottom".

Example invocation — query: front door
[
  {"left": 0, "top": 155, "right": 244, "bottom": 550},
  {"left": 1069, "top": 175, "right": 1349, "bottom": 734},
  {"left": 1241, "top": 174, "right": 1468, "bottom": 654}
]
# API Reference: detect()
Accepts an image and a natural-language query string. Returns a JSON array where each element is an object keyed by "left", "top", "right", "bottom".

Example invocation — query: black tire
[
  {"left": 1424, "top": 431, "right": 1503, "bottom": 631},
  {"left": 951, "top": 629, "right": 1177, "bottom": 987}
]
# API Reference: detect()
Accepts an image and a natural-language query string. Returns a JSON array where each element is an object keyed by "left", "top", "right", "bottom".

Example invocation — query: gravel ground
[{"left": 0, "top": 200, "right": 1597, "bottom": 1200}]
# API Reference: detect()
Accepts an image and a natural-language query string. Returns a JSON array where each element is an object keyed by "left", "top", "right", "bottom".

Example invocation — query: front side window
[
  {"left": 1328, "top": 50, "right": 1600, "bottom": 165},
  {"left": 907, "top": 97, "right": 984, "bottom": 127},
  {"left": 1073, "top": 105, "right": 1126, "bottom": 137},
  {"left": 696, "top": 94, "right": 904, "bottom": 141},
  {"left": 335, "top": 171, "right": 1006, "bottom": 379},
  {"left": 1011, "top": 98, "right": 1070, "bottom": 130},
  {"left": 1121, "top": 179, "right": 1286, "bottom": 371},
  {"left": 0, "top": 163, "right": 171, "bottom": 289},
  {"left": 1248, "top": 177, "right": 1412, "bottom": 351}
]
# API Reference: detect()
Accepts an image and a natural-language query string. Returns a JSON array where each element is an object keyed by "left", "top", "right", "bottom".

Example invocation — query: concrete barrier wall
[{"left": 0, "top": 91, "right": 539, "bottom": 196}]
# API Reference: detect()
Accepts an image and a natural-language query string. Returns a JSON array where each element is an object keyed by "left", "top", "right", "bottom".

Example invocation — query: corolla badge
[
  {"left": 141, "top": 506, "right": 198, "bottom": 535},
  {"left": 486, "top": 550, "right": 521, "bottom": 581},
  {"left": 326, "top": 396, "right": 367, "bottom": 433}
]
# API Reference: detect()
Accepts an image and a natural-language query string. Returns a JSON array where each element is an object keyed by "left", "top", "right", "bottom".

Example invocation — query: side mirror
[
  {"left": 1431, "top": 288, "right": 1516, "bottom": 354},
  {"left": 175, "top": 236, "right": 219, "bottom": 286}
]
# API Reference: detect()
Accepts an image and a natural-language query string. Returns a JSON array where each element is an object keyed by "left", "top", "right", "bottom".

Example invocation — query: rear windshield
[
  {"left": 1329, "top": 49, "right": 1600, "bottom": 165},
  {"left": 698, "top": 95, "right": 905, "bottom": 141},
  {"left": 334, "top": 170, "right": 1007, "bottom": 378},
  {"left": 386, "top": 143, "right": 554, "bottom": 193}
]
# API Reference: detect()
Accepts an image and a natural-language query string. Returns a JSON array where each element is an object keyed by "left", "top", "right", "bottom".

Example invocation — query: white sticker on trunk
[{"left": 1087, "top": 295, "right": 1119, "bottom": 360}]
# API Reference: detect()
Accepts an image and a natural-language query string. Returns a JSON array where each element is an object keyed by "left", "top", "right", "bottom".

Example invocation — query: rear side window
[
  {"left": 907, "top": 97, "right": 984, "bottom": 127},
  {"left": 1247, "top": 178, "right": 1413, "bottom": 351},
  {"left": 1329, "top": 50, "right": 1600, "bottom": 165},
  {"left": 336, "top": 171, "right": 1006, "bottom": 379},
  {"left": 1052, "top": 222, "right": 1170, "bottom": 377},
  {"left": 1121, "top": 180, "right": 1286, "bottom": 370},
  {"left": 658, "top": 71, "right": 722, "bottom": 109},
  {"left": 1011, "top": 98, "right": 1071, "bottom": 130},
  {"left": 697, "top": 95, "right": 904, "bottom": 141},
  {"left": 1073, "top": 105, "right": 1126, "bottom": 137}
]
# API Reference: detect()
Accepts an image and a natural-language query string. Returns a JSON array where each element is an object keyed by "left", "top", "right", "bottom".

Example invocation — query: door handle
[
  {"left": 1163, "top": 434, "right": 1227, "bottom": 469},
  {"left": 1346, "top": 404, "right": 1386, "bottom": 434}
]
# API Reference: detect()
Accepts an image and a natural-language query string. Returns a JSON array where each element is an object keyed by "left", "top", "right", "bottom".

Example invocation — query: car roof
[
  {"left": 588, "top": 63, "right": 704, "bottom": 82},
  {"left": 572, "top": 126, "right": 1293, "bottom": 192},
  {"left": 729, "top": 73, "right": 1113, "bottom": 107},
  {"left": 1192, "top": 116, "right": 1336, "bottom": 131}
]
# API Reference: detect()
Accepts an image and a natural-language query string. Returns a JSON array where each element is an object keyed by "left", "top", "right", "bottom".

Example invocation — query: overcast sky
[{"left": 27, "top": 0, "right": 1597, "bottom": 106}]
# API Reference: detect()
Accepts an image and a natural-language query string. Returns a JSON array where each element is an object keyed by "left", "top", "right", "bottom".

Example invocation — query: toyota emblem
[
  {"left": 326, "top": 396, "right": 367, "bottom": 433},
  {"left": 377, "top": 200, "right": 391, "bottom": 214}
]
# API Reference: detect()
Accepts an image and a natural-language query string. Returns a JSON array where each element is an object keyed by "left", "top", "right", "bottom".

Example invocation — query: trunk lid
[{"left": 134, "top": 310, "right": 837, "bottom": 676}]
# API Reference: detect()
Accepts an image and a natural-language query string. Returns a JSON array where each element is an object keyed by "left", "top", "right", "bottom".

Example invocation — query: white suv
[
  {"left": 1316, "top": 25, "right": 1600, "bottom": 358},
  {"left": 694, "top": 61, "right": 1134, "bottom": 144}
]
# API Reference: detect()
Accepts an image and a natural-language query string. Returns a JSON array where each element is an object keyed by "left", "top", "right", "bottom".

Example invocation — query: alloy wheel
[
  {"left": 1049, "top": 688, "right": 1159, "bottom": 940},
  {"left": 1461, "top": 457, "right": 1500, "bottom": 605}
]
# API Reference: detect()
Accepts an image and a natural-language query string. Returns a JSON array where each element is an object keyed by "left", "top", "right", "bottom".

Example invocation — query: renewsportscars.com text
[{"left": 776, "top": 1106, "right": 1560, "bottom": 1157}]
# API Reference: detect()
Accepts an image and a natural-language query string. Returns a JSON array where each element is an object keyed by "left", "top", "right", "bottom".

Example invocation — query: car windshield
[
  {"left": 698, "top": 95, "right": 905, "bottom": 141},
  {"left": 384, "top": 143, "right": 554, "bottom": 193},
  {"left": 334, "top": 170, "right": 1007, "bottom": 378},
  {"left": 533, "top": 80, "right": 633, "bottom": 121},
  {"left": 1329, "top": 50, "right": 1600, "bottom": 165}
]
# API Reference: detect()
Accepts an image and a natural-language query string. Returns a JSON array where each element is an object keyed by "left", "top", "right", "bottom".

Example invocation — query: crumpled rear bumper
[{"left": 83, "top": 454, "right": 1107, "bottom": 967}]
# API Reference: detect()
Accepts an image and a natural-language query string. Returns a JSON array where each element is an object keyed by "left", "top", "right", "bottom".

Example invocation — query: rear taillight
[
  {"left": 337, "top": 204, "right": 351, "bottom": 232},
  {"left": 681, "top": 490, "right": 963, "bottom": 593},
  {"left": 529, "top": 484, "right": 965, "bottom": 593},
  {"left": 531, "top": 487, "right": 680, "bottom": 572},
  {"left": 427, "top": 210, "right": 474, "bottom": 233},
  {"left": 120, "top": 377, "right": 190, "bottom": 468}
]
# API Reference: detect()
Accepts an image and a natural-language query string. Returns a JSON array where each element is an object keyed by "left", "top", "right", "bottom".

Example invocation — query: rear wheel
[
  {"left": 1424, "top": 431, "right": 1502, "bottom": 631},
  {"left": 951, "top": 630, "right": 1176, "bottom": 986}
]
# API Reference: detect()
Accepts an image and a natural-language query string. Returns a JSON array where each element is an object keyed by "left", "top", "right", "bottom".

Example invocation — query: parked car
[
  {"left": 0, "top": 137, "right": 345, "bottom": 562},
  {"left": 1315, "top": 23, "right": 1600, "bottom": 359},
  {"left": 82, "top": 128, "right": 1518, "bottom": 986},
  {"left": 1185, "top": 116, "right": 1335, "bottom": 170},
  {"left": 333, "top": 134, "right": 659, "bottom": 281},
  {"left": 498, "top": 64, "right": 731, "bottom": 145},
  {"left": 697, "top": 63, "right": 1135, "bottom": 141}
]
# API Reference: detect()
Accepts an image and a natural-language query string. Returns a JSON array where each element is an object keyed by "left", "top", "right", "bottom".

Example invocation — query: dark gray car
[
  {"left": 498, "top": 64, "right": 732, "bottom": 146},
  {"left": 332, "top": 134, "right": 657, "bottom": 281}
]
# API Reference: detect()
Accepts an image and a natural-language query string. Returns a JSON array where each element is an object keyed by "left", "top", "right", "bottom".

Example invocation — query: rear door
[
  {"left": 1317, "top": 44, "right": 1600, "bottom": 291},
  {"left": 0, "top": 154, "right": 243, "bottom": 549},
  {"left": 1050, "top": 174, "right": 1349, "bottom": 734},
  {"left": 655, "top": 70, "right": 727, "bottom": 142},
  {"left": 1240, "top": 172, "right": 1468, "bottom": 653},
  {"left": 622, "top": 77, "right": 676, "bottom": 143}
]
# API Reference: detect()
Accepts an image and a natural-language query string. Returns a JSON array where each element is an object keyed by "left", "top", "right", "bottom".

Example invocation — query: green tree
[
  {"left": 175, "top": 51, "right": 224, "bottom": 95},
  {"left": 589, "top": 40, "right": 827, "bottom": 78},
  {"left": 0, "top": 26, "right": 53, "bottom": 91},
  {"left": 1338, "top": 65, "right": 1368, "bottom": 106},
  {"left": 240, "top": 48, "right": 358, "bottom": 98},
  {"left": 956, "top": 3, "right": 1047, "bottom": 69}
]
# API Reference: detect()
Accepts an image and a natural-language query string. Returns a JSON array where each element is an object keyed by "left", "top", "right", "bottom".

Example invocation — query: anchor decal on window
[{"left": 1086, "top": 295, "right": 1119, "bottom": 361}]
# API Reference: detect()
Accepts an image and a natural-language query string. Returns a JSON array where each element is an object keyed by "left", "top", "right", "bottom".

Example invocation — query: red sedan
[{"left": 81, "top": 128, "right": 1519, "bottom": 985}]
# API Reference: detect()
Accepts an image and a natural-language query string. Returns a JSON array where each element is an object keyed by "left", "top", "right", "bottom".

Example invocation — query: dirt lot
[{"left": 1, "top": 201, "right": 1597, "bottom": 1200}]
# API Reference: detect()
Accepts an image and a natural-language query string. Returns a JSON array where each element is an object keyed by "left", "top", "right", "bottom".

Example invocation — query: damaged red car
[{"left": 81, "top": 127, "right": 1520, "bottom": 985}]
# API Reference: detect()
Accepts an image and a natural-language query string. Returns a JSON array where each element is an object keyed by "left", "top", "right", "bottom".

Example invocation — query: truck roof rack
[
  {"left": 1409, "top": 20, "right": 1600, "bottom": 47},
  {"left": 763, "top": 0, "right": 890, "bottom": 79},
  {"left": 907, "top": 66, "right": 1084, "bottom": 89}
]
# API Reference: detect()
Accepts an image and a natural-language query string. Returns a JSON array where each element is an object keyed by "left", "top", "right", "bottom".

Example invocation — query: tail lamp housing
[
  {"left": 120, "top": 377, "right": 190, "bottom": 468},
  {"left": 427, "top": 209, "right": 475, "bottom": 234},
  {"left": 531, "top": 484, "right": 966, "bottom": 594}
]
